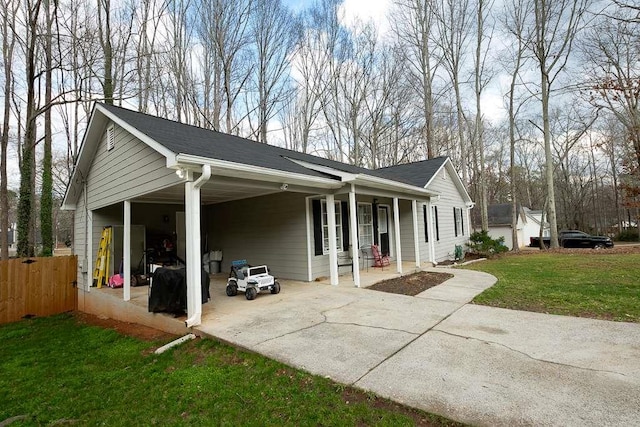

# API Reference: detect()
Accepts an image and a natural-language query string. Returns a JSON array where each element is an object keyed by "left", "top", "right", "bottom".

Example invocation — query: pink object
[{"left": 108, "top": 274, "right": 124, "bottom": 288}]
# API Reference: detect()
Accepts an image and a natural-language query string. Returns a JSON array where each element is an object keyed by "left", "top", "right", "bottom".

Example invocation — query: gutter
[{"left": 175, "top": 154, "right": 343, "bottom": 189}]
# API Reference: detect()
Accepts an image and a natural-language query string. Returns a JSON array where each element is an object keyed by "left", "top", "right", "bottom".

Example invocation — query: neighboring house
[
  {"left": 522, "top": 207, "right": 550, "bottom": 244},
  {"left": 1, "top": 223, "right": 17, "bottom": 254},
  {"left": 485, "top": 204, "right": 549, "bottom": 249},
  {"left": 62, "top": 103, "right": 473, "bottom": 326}
]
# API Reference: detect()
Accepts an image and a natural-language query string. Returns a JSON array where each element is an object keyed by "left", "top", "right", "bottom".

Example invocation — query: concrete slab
[
  {"left": 323, "top": 288, "right": 462, "bottom": 334},
  {"left": 436, "top": 304, "right": 640, "bottom": 379},
  {"left": 416, "top": 284, "right": 485, "bottom": 304},
  {"left": 256, "top": 322, "right": 416, "bottom": 384},
  {"left": 355, "top": 330, "right": 640, "bottom": 426}
]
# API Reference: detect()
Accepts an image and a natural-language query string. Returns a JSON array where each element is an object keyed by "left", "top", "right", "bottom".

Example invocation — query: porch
[{"left": 82, "top": 261, "right": 430, "bottom": 335}]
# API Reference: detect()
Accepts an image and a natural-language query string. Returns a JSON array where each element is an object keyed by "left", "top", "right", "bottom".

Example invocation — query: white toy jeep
[{"left": 226, "top": 260, "right": 280, "bottom": 300}]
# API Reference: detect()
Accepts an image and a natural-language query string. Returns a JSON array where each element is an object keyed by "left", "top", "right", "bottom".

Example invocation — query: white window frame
[
  {"left": 358, "top": 202, "right": 374, "bottom": 249},
  {"left": 321, "top": 200, "right": 342, "bottom": 254}
]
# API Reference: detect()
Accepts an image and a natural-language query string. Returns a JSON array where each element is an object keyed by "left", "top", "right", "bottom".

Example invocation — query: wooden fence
[{"left": 0, "top": 255, "right": 78, "bottom": 324}]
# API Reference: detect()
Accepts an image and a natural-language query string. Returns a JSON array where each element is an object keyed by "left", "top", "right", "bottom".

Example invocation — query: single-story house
[
  {"left": 485, "top": 204, "right": 549, "bottom": 249},
  {"left": 62, "top": 103, "right": 474, "bottom": 327}
]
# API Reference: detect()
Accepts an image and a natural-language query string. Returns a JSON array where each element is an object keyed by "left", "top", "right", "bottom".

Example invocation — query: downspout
[{"left": 185, "top": 165, "right": 211, "bottom": 328}]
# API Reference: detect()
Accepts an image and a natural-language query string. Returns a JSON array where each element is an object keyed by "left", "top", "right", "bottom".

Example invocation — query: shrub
[
  {"left": 467, "top": 230, "right": 508, "bottom": 257},
  {"left": 615, "top": 230, "right": 639, "bottom": 241}
]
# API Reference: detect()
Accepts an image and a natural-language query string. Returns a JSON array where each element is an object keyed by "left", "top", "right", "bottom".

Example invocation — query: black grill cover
[{"left": 148, "top": 267, "right": 210, "bottom": 314}]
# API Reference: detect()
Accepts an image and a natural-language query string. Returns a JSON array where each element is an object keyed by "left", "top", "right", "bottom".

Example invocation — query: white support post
[
  {"left": 393, "top": 197, "right": 402, "bottom": 274},
  {"left": 123, "top": 200, "right": 131, "bottom": 301},
  {"left": 427, "top": 200, "right": 436, "bottom": 264},
  {"left": 412, "top": 199, "right": 420, "bottom": 269},
  {"left": 184, "top": 180, "right": 202, "bottom": 326},
  {"left": 349, "top": 186, "right": 360, "bottom": 287},
  {"left": 86, "top": 209, "right": 93, "bottom": 292},
  {"left": 184, "top": 165, "right": 211, "bottom": 328},
  {"left": 326, "top": 194, "right": 339, "bottom": 286}
]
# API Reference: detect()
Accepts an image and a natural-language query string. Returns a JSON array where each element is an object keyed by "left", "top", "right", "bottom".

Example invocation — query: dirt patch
[
  {"left": 73, "top": 311, "right": 178, "bottom": 342},
  {"left": 341, "top": 388, "right": 463, "bottom": 426},
  {"left": 367, "top": 271, "right": 454, "bottom": 296},
  {"left": 437, "top": 252, "right": 484, "bottom": 266}
]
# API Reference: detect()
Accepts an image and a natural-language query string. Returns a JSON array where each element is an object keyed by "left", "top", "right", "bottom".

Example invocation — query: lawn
[
  {"left": 0, "top": 314, "right": 459, "bottom": 427},
  {"left": 465, "top": 249, "right": 640, "bottom": 322}
]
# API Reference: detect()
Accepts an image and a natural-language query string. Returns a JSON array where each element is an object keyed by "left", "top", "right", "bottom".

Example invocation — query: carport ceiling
[{"left": 132, "top": 176, "right": 292, "bottom": 205}]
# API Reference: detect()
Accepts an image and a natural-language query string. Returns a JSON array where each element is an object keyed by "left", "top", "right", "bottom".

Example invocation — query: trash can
[
  {"left": 210, "top": 260, "right": 221, "bottom": 274},
  {"left": 204, "top": 250, "right": 223, "bottom": 274}
]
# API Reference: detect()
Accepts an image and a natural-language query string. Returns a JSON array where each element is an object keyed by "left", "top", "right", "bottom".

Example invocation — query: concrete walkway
[{"left": 195, "top": 268, "right": 640, "bottom": 426}]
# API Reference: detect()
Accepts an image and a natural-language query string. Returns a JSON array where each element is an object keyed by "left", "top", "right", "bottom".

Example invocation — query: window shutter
[
  {"left": 372, "top": 204, "right": 379, "bottom": 245},
  {"left": 453, "top": 207, "right": 458, "bottom": 237},
  {"left": 423, "top": 205, "right": 428, "bottom": 242},
  {"left": 435, "top": 206, "right": 440, "bottom": 241},
  {"left": 341, "top": 201, "right": 349, "bottom": 251},
  {"left": 461, "top": 208, "right": 465, "bottom": 235},
  {"left": 312, "top": 200, "right": 323, "bottom": 256}
]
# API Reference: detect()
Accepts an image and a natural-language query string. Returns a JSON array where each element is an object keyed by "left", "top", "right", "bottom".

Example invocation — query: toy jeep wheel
[
  {"left": 226, "top": 283, "right": 238, "bottom": 297},
  {"left": 246, "top": 287, "right": 257, "bottom": 300},
  {"left": 271, "top": 281, "right": 280, "bottom": 294}
]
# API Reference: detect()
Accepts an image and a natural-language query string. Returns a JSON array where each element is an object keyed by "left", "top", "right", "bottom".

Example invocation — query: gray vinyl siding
[
  {"left": 419, "top": 204, "right": 429, "bottom": 262},
  {"left": 85, "top": 122, "right": 180, "bottom": 210},
  {"left": 427, "top": 166, "right": 470, "bottom": 262},
  {"left": 74, "top": 193, "right": 88, "bottom": 291},
  {"left": 399, "top": 200, "right": 416, "bottom": 262},
  {"left": 206, "top": 192, "right": 309, "bottom": 281}
]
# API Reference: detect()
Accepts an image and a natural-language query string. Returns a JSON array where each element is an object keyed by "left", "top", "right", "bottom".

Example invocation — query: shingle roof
[
  {"left": 100, "top": 103, "right": 443, "bottom": 187},
  {"left": 374, "top": 157, "right": 448, "bottom": 187},
  {"left": 487, "top": 203, "right": 522, "bottom": 226}
]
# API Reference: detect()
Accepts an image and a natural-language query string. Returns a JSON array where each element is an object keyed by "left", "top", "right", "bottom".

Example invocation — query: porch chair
[
  {"left": 360, "top": 246, "right": 376, "bottom": 271},
  {"left": 371, "top": 244, "right": 390, "bottom": 269}
]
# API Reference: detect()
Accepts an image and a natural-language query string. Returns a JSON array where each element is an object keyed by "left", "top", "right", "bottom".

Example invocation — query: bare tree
[
  {"left": 435, "top": 0, "right": 474, "bottom": 183},
  {"left": 392, "top": 0, "right": 443, "bottom": 159},
  {"left": 528, "top": 0, "right": 590, "bottom": 248},
  {"left": 473, "top": 0, "right": 495, "bottom": 231},
  {"left": 502, "top": 0, "right": 532, "bottom": 250},
  {"left": 1, "top": 0, "right": 19, "bottom": 259},
  {"left": 246, "top": 0, "right": 298, "bottom": 143},
  {"left": 584, "top": 8, "right": 640, "bottom": 179}
]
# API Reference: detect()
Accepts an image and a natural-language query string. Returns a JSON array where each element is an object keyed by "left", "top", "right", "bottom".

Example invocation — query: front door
[{"left": 378, "top": 206, "right": 390, "bottom": 256}]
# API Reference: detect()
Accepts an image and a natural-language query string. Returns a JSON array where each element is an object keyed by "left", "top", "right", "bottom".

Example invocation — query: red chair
[{"left": 371, "top": 245, "right": 390, "bottom": 269}]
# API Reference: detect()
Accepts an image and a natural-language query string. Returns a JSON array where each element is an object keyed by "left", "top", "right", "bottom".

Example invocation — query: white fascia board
[
  {"left": 175, "top": 154, "right": 344, "bottom": 189},
  {"left": 95, "top": 104, "right": 177, "bottom": 163},
  {"left": 61, "top": 105, "right": 105, "bottom": 210},
  {"left": 284, "top": 157, "right": 358, "bottom": 182},
  {"left": 354, "top": 174, "right": 437, "bottom": 198}
]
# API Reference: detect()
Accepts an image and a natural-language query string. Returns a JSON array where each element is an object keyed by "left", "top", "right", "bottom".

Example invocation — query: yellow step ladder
[{"left": 93, "top": 226, "right": 112, "bottom": 288}]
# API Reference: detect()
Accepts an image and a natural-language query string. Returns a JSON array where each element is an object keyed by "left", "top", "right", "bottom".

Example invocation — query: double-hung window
[
  {"left": 321, "top": 200, "right": 342, "bottom": 254},
  {"left": 454, "top": 207, "right": 464, "bottom": 237},
  {"left": 358, "top": 203, "right": 373, "bottom": 248}
]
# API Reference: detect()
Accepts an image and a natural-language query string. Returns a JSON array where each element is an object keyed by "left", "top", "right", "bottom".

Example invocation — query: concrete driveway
[{"left": 195, "top": 268, "right": 640, "bottom": 426}]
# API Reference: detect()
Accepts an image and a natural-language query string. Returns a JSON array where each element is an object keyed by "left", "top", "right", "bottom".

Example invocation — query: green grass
[
  {"left": 0, "top": 314, "right": 459, "bottom": 426},
  {"left": 465, "top": 251, "right": 640, "bottom": 322}
]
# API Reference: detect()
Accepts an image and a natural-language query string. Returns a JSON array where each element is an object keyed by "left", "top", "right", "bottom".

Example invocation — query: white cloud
[{"left": 338, "top": 0, "right": 391, "bottom": 35}]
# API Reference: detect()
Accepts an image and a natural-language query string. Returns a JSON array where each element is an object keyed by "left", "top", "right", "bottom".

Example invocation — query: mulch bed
[{"left": 367, "top": 271, "right": 454, "bottom": 296}]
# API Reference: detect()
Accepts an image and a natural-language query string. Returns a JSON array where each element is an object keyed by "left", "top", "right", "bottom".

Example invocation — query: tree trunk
[{"left": 40, "top": 0, "right": 54, "bottom": 256}]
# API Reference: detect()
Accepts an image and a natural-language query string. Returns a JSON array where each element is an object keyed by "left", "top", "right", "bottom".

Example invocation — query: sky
[{"left": 4, "top": 0, "right": 511, "bottom": 193}]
